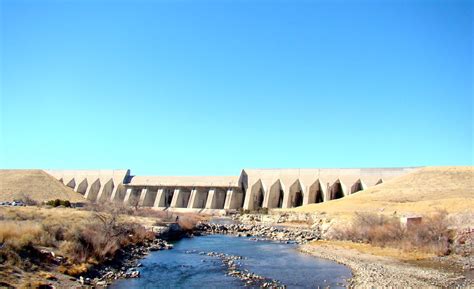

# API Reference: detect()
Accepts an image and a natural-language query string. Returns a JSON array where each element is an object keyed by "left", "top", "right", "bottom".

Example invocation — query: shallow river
[{"left": 110, "top": 234, "right": 351, "bottom": 289}]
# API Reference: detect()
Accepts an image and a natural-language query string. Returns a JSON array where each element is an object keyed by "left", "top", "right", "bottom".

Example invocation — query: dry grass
[
  {"left": 0, "top": 206, "right": 154, "bottom": 277},
  {"left": 0, "top": 170, "right": 85, "bottom": 202},
  {"left": 85, "top": 201, "right": 207, "bottom": 228},
  {"left": 0, "top": 221, "right": 42, "bottom": 250},
  {"left": 328, "top": 211, "right": 454, "bottom": 256},
  {"left": 290, "top": 166, "right": 474, "bottom": 220},
  {"left": 309, "top": 240, "right": 435, "bottom": 261}
]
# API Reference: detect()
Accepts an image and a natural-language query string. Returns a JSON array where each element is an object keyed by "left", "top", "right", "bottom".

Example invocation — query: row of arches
[
  {"left": 246, "top": 178, "right": 379, "bottom": 210},
  {"left": 122, "top": 187, "right": 243, "bottom": 210},
  {"left": 59, "top": 177, "right": 118, "bottom": 202},
  {"left": 59, "top": 175, "right": 380, "bottom": 212}
]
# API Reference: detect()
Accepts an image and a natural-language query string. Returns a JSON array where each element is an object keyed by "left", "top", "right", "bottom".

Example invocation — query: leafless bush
[
  {"left": 403, "top": 210, "right": 452, "bottom": 255},
  {"left": 0, "top": 206, "right": 154, "bottom": 274},
  {"left": 60, "top": 211, "right": 154, "bottom": 264},
  {"left": 177, "top": 214, "right": 202, "bottom": 231},
  {"left": 330, "top": 210, "right": 453, "bottom": 256},
  {"left": 19, "top": 193, "right": 38, "bottom": 206}
]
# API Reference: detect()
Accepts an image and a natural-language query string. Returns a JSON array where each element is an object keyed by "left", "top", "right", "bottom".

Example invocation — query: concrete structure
[
  {"left": 46, "top": 167, "right": 419, "bottom": 213},
  {"left": 45, "top": 170, "right": 131, "bottom": 202}
]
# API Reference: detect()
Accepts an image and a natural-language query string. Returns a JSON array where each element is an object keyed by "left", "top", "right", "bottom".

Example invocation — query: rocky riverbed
[
  {"left": 81, "top": 238, "right": 174, "bottom": 287},
  {"left": 196, "top": 222, "right": 321, "bottom": 244},
  {"left": 200, "top": 217, "right": 473, "bottom": 288},
  {"left": 184, "top": 250, "right": 285, "bottom": 288}
]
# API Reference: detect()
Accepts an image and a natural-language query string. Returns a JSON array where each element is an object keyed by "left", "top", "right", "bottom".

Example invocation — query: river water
[{"left": 110, "top": 234, "right": 351, "bottom": 289}]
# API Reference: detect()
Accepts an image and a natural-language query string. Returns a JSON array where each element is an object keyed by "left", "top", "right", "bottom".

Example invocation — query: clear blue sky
[{"left": 0, "top": 0, "right": 472, "bottom": 176}]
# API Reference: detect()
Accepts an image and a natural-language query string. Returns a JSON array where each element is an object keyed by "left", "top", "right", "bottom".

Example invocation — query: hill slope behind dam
[
  {"left": 0, "top": 169, "right": 86, "bottom": 202},
  {"left": 290, "top": 166, "right": 473, "bottom": 217}
]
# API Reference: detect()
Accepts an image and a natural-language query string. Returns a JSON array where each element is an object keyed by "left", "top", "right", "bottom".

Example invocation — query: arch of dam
[{"left": 45, "top": 167, "right": 418, "bottom": 213}]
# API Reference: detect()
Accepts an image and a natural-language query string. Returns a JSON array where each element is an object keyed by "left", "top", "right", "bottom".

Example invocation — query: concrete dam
[{"left": 45, "top": 168, "right": 418, "bottom": 212}]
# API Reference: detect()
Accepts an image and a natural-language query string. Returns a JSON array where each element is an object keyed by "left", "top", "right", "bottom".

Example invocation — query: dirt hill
[
  {"left": 291, "top": 166, "right": 473, "bottom": 217},
  {"left": 0, "top": 170, "right": 86, "bottom": 202}
]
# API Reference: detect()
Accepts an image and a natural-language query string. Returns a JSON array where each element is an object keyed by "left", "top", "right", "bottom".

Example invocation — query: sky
[{"left": 0, "top": 0, "right": 472, "bottom": 176}]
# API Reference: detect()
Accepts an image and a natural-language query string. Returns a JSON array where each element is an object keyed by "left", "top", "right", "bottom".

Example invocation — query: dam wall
[{"left": 45, "top": 167, "right": 419, "bottom": 212}]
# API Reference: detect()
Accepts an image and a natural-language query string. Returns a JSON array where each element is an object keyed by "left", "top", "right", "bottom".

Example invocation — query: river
[{"left": 110, "top": 234, "right": 351, "bottom": 288}]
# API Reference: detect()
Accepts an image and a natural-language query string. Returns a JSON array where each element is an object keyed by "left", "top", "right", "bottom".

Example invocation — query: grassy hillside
[
  {"left": 290, "top": 166, "right": 473, "bottom": 217},
  {"left": 0, "top": 170, "right": 86, "bottom": 202}
]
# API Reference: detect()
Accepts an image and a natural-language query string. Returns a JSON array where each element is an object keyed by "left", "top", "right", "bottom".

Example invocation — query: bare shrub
[
  {"left": 19, "top": 194, "right": 38, "bottom": 206},
  {"left": 0, "top": 206, "right": 155, "bottom": 274},
  {"left": 60, "top": 211, "right": 154, "bottom": 264},
  {"left": 177, "top": 214, "right": 201, "bottom": 231},
  {"left": 404, "top": 210, "right": 451, "bottom": 255},
  {"left": 330, "top": 210, "right": 452, "bottom": 255}
]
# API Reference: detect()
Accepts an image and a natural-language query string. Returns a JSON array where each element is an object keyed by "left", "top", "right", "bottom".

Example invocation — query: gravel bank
[
  {"left": 300, "top": 243, "right": 471, "bottom": 288},
  {"left": 196, "top": 222, "right": 320, "bottom": 244}
]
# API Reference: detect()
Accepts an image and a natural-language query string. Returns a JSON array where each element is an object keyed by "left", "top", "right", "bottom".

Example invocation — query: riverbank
[
  {"left": 200, "top": 217, "right": 473, "bottom": 288},
  {"left": 0, "top": 206, "right": 196, "bottom": 288},
  {"left": 300, "top": 240, "right": 472, "bottom": 288},
  {"left": 79, "top": 237, "right": 174, "bottom": 287}
]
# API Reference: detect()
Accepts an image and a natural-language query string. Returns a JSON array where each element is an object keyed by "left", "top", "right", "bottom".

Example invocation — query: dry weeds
[
  {"left": 329, "top": 210, "right": 454, "bottom": 256},
  {"left": 0, "top": 206, "right": 154, "bottom": 279}
]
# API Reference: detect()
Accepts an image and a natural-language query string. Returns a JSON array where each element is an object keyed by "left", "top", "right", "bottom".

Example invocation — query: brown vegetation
[
  {"left": 329, "top": 211, "right": 454, "bottom": 256},
  {"left": 0, "top": 206, "right": 155, "bottom": 286},
  {"left": 86, "top": 201, "right": 205, "bottom": 230}
]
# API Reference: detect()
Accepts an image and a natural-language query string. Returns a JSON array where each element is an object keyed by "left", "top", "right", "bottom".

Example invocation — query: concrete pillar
[
  {"left": 281, "top": 189, "right": 292, "bottom": 209},
  {"left": 205, "top": 189, "right": 216, "bottom": 209},
  {"left": 170, "top": 189, "right": 191, "bottom": 208},
  {"left": 84, "top": 179, "right": 101, "bottom": 202},
  {"left": 123, "top": 188, "right": 133, "bottom": 205},
  {"left": 110, "top": 186, "right": 119, "bottom": 202},
  {"left": 97, "top": 179, "right": 114, "bottom": 202},
  {"left": 141, "top": 188, "right": 157, "bottom": 207},
  {"left": 224, "top": 189, "right": 243, "bottom": 210},
  {"left": 65, "top": 178, "right": 76, "bottom": 189},
  {"left": 187, "top": 189, "right": 198, "bottom": 208},
  {"left": 138, "top": 188, "right": 148, "bottom": 206},
  {"left": 243, "top": 180, "right": 265, "bottom": 211},
  {"left": 264, "top": 180, "right": 284, "bottom": 209},
  {"left": 305, "top": 180, "right": 325, "bottom": 205},
  {"left": 74, "top": 180, "right": 81, "bottom": 191},
  {"left": 205, "top": 189, "right": 226, "bottom": 209},
  {"left": 187, "top": 188, "right": 208, "bottom": 209},
  {"left": 283, "top": 180, "right": 304, "bottom": 208},
  {"left": 340, "top": 181, "right": 348, "bottom": 197},
  {"left": 95, "top": 180, "right": 105, "bottom": 201},
  {"left": 75, "top": 178, "right": 88, "bottom": 195},
  {"left": 262, "top": 189, "right": 271, "bottom": 208},
  {"left": 153, "top": 189, "right": 166, "bottom": 208},
  {"left": 170, "top": 189, "right": 181, "bottom": 208},
  {"left": 111, "top": 185, "right": 127, "bottom": 203},
  {"left": 324, "top": 182, "right": 331, "bottom": 201}
]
